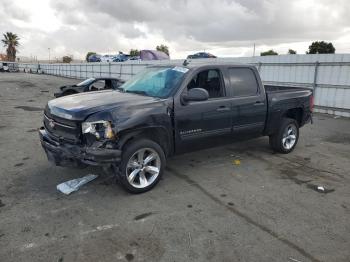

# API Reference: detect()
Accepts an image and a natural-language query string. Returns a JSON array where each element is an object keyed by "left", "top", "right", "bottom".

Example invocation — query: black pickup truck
[{"left": 39, "top": 63, "right": 313, "bottom": 193}]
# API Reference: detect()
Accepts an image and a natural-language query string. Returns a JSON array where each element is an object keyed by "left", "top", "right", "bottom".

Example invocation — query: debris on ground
[
  {"left": 232, "top": 159, "right": 241, "bottom": 165},
  {"left": 0, "top": 199, "right": 5, "bottom": 208},
  {"left": 134, "top": 212, "right": 155, "bottom": 221},
  {"left": 56, "top": 174, "right": 98, "bottom": 195},
  {"left": 317, "top": 186, "right": 325, "bottom": 192},
  {"left": 289, "top": 257, "right": 303, "bottom": 262},
  {"left": 306, "top": 184, "right": 335, "bottom": 194},
  {"left": 14, "top": 106, "right": 43, "bottom": 111}
]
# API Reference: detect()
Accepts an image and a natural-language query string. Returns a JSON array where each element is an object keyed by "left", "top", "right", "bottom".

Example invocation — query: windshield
[
  {"left": 77, "top": 78, "right": 95, "bottom": 86},
  {"left": 120, "top": 66, "right": 188, "bottom": 98}
]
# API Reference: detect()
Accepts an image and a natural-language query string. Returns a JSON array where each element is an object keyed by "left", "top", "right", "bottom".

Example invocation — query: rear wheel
[
  {"left": 269, "top": 118, "right": 299, "bottom": 154},
  {"left": 119, "top": 139, "right": 166, "bottom": 193}
]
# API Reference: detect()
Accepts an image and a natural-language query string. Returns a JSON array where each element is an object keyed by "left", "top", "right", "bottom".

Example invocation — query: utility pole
[
  {"left": 253, "top": 43, "right": 256, "bottom": 57},
  {"left": 48, "top": 48, "right": 51, "bottom": 63}
]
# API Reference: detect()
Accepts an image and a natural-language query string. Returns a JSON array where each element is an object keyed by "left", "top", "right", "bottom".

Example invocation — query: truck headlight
[{"left": 81, "top": 120, "right": 115, "bottom": 140}]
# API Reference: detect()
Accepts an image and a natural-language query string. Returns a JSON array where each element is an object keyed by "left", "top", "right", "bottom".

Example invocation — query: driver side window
[
  {"left": 89, "top": 80, "right": 106, "bottom": 91},
  {"left": 187, "top": 69, "right": 224, "bottom": 99}
]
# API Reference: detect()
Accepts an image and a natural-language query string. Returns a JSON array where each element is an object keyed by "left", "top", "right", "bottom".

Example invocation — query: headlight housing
[{"left": 81, "top": 120, "right": 115, "bottom": 140}]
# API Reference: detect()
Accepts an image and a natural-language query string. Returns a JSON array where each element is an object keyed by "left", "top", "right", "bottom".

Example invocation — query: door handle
[
  {"left": 216, "top": 106, "right": 230, "bottom": 112},
  {"left": 254, "top": 101, "right": 265, "bottom": 106}
]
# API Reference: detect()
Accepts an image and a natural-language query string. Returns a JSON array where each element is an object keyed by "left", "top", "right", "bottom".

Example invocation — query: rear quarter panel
[{"left": 264, "top": 89, "right": 312, "bottom": 135}]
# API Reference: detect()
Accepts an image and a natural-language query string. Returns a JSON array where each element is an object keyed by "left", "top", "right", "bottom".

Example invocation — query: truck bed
[
  {"left": 263, "top": 84, "right": 313, "bottom": 135},
  {"left": 265, "top": 84, "right": 312, "bottom": 108},
  {"left": 264, "top": 84, "right": 312, "bottom": 93}
]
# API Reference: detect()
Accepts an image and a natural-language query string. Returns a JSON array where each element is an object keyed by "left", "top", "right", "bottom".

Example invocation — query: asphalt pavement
[{"left": 0, "top": 73, "right": 349, "bottom": 262}]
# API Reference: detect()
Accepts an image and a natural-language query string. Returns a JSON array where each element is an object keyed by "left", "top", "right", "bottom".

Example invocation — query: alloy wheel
[
  {"left": 126, "top": 148, "right": 161, "bottom": 189},
  {"left": 282, "top": 124, "right": 297, "bottom": 150}
]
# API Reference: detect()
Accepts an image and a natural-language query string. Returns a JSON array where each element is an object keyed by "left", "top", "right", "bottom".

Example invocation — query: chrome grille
[{"left": 43, "top": 114, "right": 81, "bottom": 143}]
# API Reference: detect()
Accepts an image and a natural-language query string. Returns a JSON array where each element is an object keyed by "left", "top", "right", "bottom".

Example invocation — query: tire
[
  {"left": 118, "top": 139, "right": 166, "bottom": 193},
  {"left": 269, "top": 118, "right": 299, "bottom": 154}
]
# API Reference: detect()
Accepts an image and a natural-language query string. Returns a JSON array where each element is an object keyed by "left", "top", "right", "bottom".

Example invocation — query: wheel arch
[
  {"left": 283, "top": 107, "right": 303, "bottom": 127},
  {"left": 118, "top": 127, "right": 173, "bottom": 157}
]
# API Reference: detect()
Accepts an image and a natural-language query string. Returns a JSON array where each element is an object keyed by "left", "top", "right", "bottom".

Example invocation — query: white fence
[{"left": 3, "top": 53, "right": 350, "bottom": 117}]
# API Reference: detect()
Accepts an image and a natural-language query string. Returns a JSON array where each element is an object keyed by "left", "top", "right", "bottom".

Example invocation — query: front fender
[{"left": 117, "top": 126, "right": 173, "bottom": 156}]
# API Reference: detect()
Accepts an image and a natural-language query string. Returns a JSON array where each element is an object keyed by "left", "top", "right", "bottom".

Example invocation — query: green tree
[
  {"left": 129, "top": 49, "right": 140, "bottom": 56},
  {"left": 307, "top": 41, "right": 335, "bottom": 54},
  {"left": 156, "top": 44, "right": 169, "bottom": 56},
  {"left": 288, "top": 49, "right": 297, "bottom": 54},
  {"left": 62, "top": 56, "right": 72, "bottom": 63},
  {"left": 86, "top": 52, "right": 96, "bottom": 62},
  {"left": 1, "top": 32, "right": 20, "bottom": 61},
  {"left": 260, "top": 49, "right": 278, "bottom": 56}
]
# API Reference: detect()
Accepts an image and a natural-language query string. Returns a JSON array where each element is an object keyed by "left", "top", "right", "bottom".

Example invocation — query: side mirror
[{"left": 182, "top": 88, "right": 209, "bottom": 103}]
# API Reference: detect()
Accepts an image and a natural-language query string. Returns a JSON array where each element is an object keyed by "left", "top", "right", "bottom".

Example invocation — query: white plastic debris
[
  {"left": 289, "top": 257, "right": 302, "bottom": 262},
  {"left": 57, "top": 174, "right": 98, "bottom": 195},
  {"left": 317, "top": 186, "right": 325, "bottom": 192}
]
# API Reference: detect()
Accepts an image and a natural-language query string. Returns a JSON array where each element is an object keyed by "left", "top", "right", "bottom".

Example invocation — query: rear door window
[{"left": 228, "top": 68, "right": 259, "bottom": 97}]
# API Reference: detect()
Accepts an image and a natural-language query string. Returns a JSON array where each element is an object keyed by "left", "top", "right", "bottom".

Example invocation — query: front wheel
[
  {"left": 119, "top": 139, "right": 166, "bottom": 193},
  {"left": 269, "top": 118, "right": 299, "bottom": 154}
]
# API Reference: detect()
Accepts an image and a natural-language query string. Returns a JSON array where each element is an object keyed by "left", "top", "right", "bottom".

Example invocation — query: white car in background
[
  {"left": 100, "top": 55, "right": 116, "bottom": 63},
  {"left": 0, "top": 62, "right": 9, "bottom": 72}
]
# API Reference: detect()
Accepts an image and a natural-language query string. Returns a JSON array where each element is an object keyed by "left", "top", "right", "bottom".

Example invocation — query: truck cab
[{"left": 174, "top": 64, "right": 267, "bottom": 152}]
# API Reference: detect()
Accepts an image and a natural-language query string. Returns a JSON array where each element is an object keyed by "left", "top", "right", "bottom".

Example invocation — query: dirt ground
[{"left": 0, "top": 73, "right": 349, "bottom": 262}]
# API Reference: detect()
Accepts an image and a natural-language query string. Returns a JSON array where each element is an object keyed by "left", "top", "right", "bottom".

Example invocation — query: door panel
[
  {"left": 174, "top": 67, "right": 233, "bottom": 152},
  {"left": 227, "top": 67, "right": 267, "bottom": 135},
  {"left": 175, "top": 99, "right": 232, "bottom": 151},
  {"left": 231, "top": 96, "right": 266, "bottom": 134}
]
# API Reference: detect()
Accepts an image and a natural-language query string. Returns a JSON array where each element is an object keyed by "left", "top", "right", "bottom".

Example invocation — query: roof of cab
[
  {"left": 147, "top": 61, "right": 254, "bottom": 70},
  {"left": 94, "top": 76, "right": 122, "bottom": 80}
]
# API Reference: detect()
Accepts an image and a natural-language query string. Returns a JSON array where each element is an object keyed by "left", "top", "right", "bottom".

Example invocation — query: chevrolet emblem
[{"left": 49, "top": 120, "right": 55, "bottom": 128}]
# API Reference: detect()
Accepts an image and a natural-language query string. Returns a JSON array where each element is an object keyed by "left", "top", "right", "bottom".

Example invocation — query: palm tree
[{"left": 2, "top": 32, "right": 20, "bottom": 61}]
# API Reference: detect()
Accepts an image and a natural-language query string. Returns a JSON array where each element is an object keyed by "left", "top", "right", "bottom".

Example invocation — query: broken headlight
[{"left": 81, "top": 120, "right": 115, "bottom": 140}]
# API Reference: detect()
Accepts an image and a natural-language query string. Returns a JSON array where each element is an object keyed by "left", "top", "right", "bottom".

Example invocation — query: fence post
[
  {"left": 313, "top": 61, "right": 320, "bottom": 93},
  {"left": 257, "top": 62, "right": 262, "bottom": 73},
  {"left": 109, "top": 62, "right": 111, "bottom": 77}
]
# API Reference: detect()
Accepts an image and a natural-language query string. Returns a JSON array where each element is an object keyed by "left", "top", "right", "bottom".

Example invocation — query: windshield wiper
[{"left": 125, "top": 90, "right": 148, "bottom": 96}]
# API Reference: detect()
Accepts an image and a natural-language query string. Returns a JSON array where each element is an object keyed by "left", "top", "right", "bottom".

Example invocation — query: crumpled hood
[{"left": 47, "top": 90, "right": 166, "bottom": 121}]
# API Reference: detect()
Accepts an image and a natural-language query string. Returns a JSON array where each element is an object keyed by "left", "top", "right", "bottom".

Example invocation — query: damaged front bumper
[{"left": 39, "top": 127, "right": 121, "bottom": 167}]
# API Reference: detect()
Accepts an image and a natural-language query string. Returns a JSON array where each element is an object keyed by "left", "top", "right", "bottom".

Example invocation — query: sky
[{"left": 1, "top": 0, "right": 350, "bottom": 60}]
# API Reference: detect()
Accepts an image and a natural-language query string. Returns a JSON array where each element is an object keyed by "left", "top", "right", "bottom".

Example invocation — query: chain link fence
[{"left": 2, "top": 54, "right": 350, "bottom": 117}]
